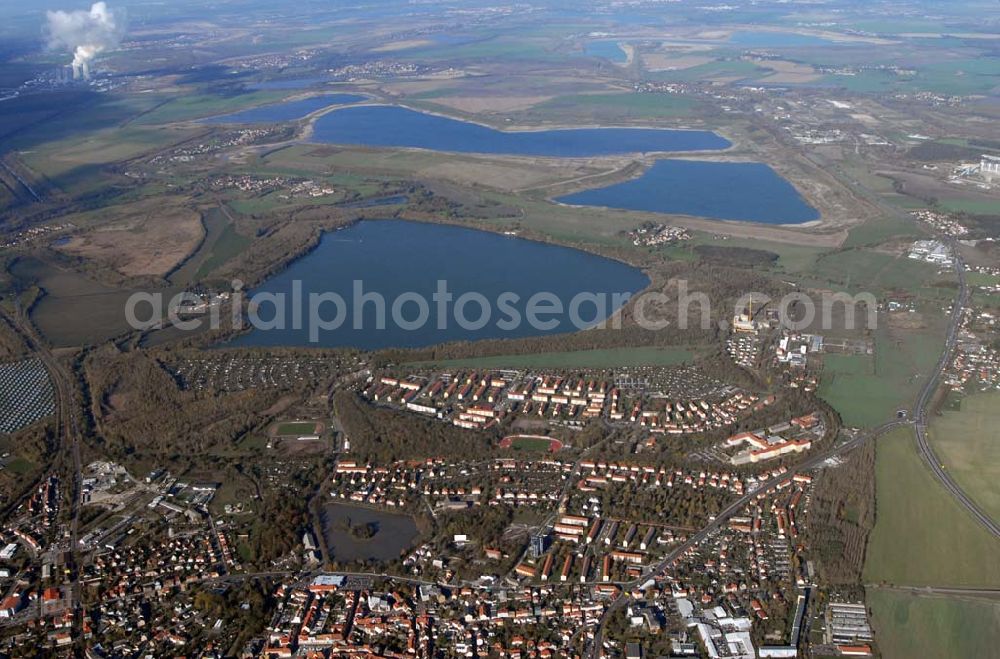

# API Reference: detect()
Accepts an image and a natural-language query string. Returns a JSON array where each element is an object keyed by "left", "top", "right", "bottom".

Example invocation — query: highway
[
  {"left": 911, "top": 248, "right": 1000, "bottom": 539},
  {"left": 811, "top": 151, "right": 1000, "bottom": 540}
]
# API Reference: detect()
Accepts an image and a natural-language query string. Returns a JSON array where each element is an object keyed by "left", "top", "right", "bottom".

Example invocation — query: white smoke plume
[{"left": 46, "top": 2, "right": 124, "bottom": 79}]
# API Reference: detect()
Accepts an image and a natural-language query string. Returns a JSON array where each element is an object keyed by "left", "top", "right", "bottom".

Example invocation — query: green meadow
[
  {"left": 864, "top": 427, "right": 1000, "bottom": 587},
  {"left": 869, "top": 589, "right": 1000, "bottom": 659},
  {"left": 929, "top": 393, "right": 1000, "bottom": 526}
]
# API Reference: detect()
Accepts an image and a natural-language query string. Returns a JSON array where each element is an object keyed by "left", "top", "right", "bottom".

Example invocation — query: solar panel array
[{"left": 0, "top": 359, "right": 56, "bottom": 434}]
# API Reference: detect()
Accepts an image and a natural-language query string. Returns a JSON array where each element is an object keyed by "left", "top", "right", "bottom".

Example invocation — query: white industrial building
[
  {"left": 982, "top": 154, "right": 1000, "bottom": 181},
  {"left": 825, "top": 602, "right": 874, "bottom": 645},
  {"left": 908, "top": 239, "right": 954, "bottom": 267}
]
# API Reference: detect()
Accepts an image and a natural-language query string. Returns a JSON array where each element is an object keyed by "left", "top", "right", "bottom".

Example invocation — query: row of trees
[{"left": 803, "top": 440, "right": 876, "bottom": 585}]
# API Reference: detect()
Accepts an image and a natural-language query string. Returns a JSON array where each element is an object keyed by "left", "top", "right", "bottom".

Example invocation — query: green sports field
[
  {"left": 274, "top": 421, "right": 321, "bottom": 436},
  {"left": 509, "top": 437, "right": 559, "bottom": 452}
]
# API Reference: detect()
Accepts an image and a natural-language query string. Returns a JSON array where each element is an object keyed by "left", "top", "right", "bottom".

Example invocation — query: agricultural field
[
  {"left": 914, "top": 58, "right": 1000, "bottom": 97},
  {"left": 884, "top": 170, "right": 1000, "bottom": 221},
  {"left": 260, "top": 144, "right": 611, "bottom": 196},
  {"left": 649, "top": 59, "right": 763, "bottom": 84},
  {"left": 0, "top": 91, "right": 164, "bottom": 150},
  {"left": 819, "top": 322, "right": 945, "bottom": 428},
  {"left": 928, "top": 393, "right": 1000, "bottom": 525},
  {"left": 130, "top": 90, "right": 294, "bottom": 126},
  {"left": 806, "top": 248, "right": 945, "bottom": 296},
  {"left": 836, "top": 160, "right": 928, "bottom": 213},
  {"left": 842, "top": 215, "right": 925, "bottom": 249},
  {"left": 868, "top": 589, "right": 1000, "bottom": 659},
  {"left": 410, "top": 346, "right": 698, "bottom": 370},
  {"left": 19, "top": 124, "right": 201, "bottom": 180},
  {"left": 640, "top": 53, "right": 714, "bottom": 73},
  {"left": 397, "top": 37, "right": 559, "bottom": 63},
  {"left": 226, "top": 193, "right": 326, "bottom": 216},
  {"left": 937, "top": 198, "right": 1000, "bottom": 215},
  {"left": 965, "top": 272, "right": 1000, "bottom": 288},
  {"left": 819, "top": 355, "right": 881, "bottom": 426},
  {"left": 864, "top": 427, "right": 1000, "bottom": 588},
  {"left": 530, "top": 93, "right": 699, "bottom": 120},
  {"left": 2, "top": 456, "right": 36, "bottom": 476}
]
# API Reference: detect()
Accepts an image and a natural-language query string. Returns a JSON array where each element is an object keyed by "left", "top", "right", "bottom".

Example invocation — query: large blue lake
[
  {"left": 310, "top": 105, "right": 730, "bottom": 155},
  {"left": 556, "top": 159, "right": 820, "bottom": 224},
  {"left": 229, "top": 220, "right": 650, "bottom": 350},
  {"left": 204, "top": 93, "right": 367, "bottom": 123}
]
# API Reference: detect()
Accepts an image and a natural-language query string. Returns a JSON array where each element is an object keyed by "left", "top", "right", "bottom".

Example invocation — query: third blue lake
[
  {"left": 556, "top": 159, "right": 820, "bottom": 224},
  {"left": 310, "top": 105, "right": 730, "bottom": 155},
  {"left": 585, "top": 41, "right": 628, "bottom": 63}
]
